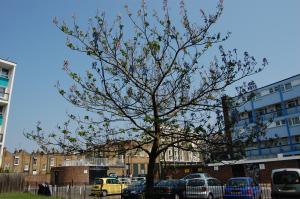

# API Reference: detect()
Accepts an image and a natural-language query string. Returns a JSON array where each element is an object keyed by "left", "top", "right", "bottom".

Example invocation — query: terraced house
[
  {"left": 228, "top": 74, "right": 300, "bottom": 159},
  {"left": 0, "top": 58, "right": 16, "bottom": 166}
]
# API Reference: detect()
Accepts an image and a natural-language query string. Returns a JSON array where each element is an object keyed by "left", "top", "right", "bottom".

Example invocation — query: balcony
[
  {"left": 62, "top": 157, "right": 125, "bottom": 167},
  {"left": 245, "top": 143, "right": 300, "bottom": 158},
  {"left": 0, "top": 76, "right": 8, "bottom": 87},
  {"left": 235, "top": 105, "right": 300, "bottom": 127},
  {"left": 0, "top": 93, "right": 9, "bottom": 102}
]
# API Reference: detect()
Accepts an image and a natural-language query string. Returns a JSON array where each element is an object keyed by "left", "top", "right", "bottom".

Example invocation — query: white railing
[
  {"left": 62, "top": 157, "right": 125, "bottom": 167},
  {"left": 0, "top": 93, "right": 9, "bottom": 101}
]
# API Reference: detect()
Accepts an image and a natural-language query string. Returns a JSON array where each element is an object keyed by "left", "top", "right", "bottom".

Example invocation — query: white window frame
[
  {"left": 50, "top": 157, "right": 55, "bottom": 167},
  {"left": 24, "top": 164, "right": 29, "bottom": 171},
  {"left": 42, "top": 164, "right": 47, "bottom": 171},
  {"left": 14, "top": 156, "right": 20, "bottom": 165}
]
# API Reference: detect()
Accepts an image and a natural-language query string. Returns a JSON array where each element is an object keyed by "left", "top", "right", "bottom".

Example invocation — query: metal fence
[
  {"left": 0, "top": 174, "right": 275, "bottom": 199},
  {"left": 123, "top": 184, "right": 272, "bottom": 199},
  {"left": 24, "top": 183, "right": 273, "bottom": 199},
  {"left": 26, "top": 184, "right": 92, "bottom": 199}
]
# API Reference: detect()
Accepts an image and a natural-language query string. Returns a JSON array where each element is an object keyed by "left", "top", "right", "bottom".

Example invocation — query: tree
[{"left": 25, "top": 0, "right": 267, "bottom": 197}]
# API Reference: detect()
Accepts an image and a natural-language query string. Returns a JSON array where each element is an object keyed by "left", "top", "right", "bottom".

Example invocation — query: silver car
[
  {"left": 181, "top": 173, "right": 210, "bottom": 180},
  {"left": 183, "top": 177, "right": 223, "bottom": 199},
  {"left": 271, "top": 168, "right": 300, "bottom": 199}
]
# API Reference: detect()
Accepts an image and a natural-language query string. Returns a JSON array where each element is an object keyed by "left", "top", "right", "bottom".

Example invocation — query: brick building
[
  {"left": 1, "top": 140, "right": 203, "bottom": 185},
  {"left": 0, "top": 148, "right": 84, "bottom": 175}
]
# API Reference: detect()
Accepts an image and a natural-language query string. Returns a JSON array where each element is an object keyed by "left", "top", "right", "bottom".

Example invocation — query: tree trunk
[{"left": 145, "top": 138, "right": 159, "bottom": 199}]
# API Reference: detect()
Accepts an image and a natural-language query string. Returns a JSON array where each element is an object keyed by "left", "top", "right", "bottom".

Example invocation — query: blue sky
[{"left": 0, "top": 0, "right": 299, "bottom": 152}]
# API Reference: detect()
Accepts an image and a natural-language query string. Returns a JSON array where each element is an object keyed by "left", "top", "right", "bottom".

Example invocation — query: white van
[{"left": 271, "top": 168, "right": 300, "bottom": 199}]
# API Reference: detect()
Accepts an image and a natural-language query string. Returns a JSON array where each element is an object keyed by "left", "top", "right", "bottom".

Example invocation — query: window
[
  {"left": 107, "top": 179, "right": 119, "bottom": 184},
  {"left": 287, "top": 100, "right": 296, "bottom": 108},
  {"left": 140, "top": 164, "right": 145, "bottom": 174},
  {"left": 168, "top": 149, "right": 172, "bottom": 160},
  {"left": 24, "top": 165, "right": 29, "bottom": 171},
  {"left": 275, "top": 85, "right": 284, "bottom": 92},
  {"left": 269, "top": 88, "right": 274, "bottom": 93},
  {"left": 14, "top": 156, "right": 20, "bottom": 165},
  {"left": 42, "top": 164, "right": 46, "bottom": 171},
  {"left": 187, "top": 179, "right": 205, "bottom": 186},
  {"left": 282, "top": 120, "right": 286, "bottom": 125},
  {"left": 273, "top": 171, "right": 300, "bottom": 185},
  {"left": 0, "top": 87, "right": 5, "bottom": 98},
  {"left": 1, "top": 68, "right": 9, "bottom": 78},
  {"left": 275, "top": 121, "right": 281, "bottom": 127},
  {"left": 33, "top": 157, "right": 37, "bottom": 165},
  {"left": 275, "top": 120, "right": 286, "bottom": 127},
  {"left": 180, "top": 150, "right": 184, "bottom": 161},
  {"left": 292, "top": 117, "right": 300, "bottom": 125},
  {"left": 50, "top": 157, "right": 55, "bottom": 167},
  {"left": 257, "top": 108, "right": 265, "bottom": 116},
  {"left": 208, "top": 179, "right": 222, "bottom": 186},
  {"left": 207, "top": 179, "right": 215, "bottom": 186},
  {"left": 288, "top": 117, "right": 300, "bottom": 126},
  {"left": 285, "top": 82, "right": 292, "bottom": 90}
]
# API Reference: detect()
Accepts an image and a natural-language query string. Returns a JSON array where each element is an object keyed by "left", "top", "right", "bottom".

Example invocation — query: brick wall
[
  {"left": 25, "top": 174, "right": 51, "bottom": 186},
  {"left": 203, "top": 165, "right": 233, "bottom": 183},
  {"left": 51, "top": 166, "right": 89, "bottom": 186}
]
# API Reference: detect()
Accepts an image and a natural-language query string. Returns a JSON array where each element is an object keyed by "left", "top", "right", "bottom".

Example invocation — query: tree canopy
[{"left": 25, "top": 0, "right": 267, "bottom": 195}]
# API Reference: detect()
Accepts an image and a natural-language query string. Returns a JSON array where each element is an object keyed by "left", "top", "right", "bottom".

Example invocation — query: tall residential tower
[
  {"left": 228, "top": 74, "right": 300, "bottom": 159},
  {"left": 0, "top": 58, "right": 16, "bottom": 166}
]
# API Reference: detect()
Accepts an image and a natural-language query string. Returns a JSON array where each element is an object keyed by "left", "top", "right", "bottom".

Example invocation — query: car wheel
[
  {"left": 208, "top": 193, "right": 214, "bottom": 199},
  {"left": 102, "top": 190, "right": 108, "bottom": 197}
]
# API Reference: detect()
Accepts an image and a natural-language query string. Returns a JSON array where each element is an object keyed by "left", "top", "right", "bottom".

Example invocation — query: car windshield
[
  {"left": 156, "top": 180, "right": 178, "bottom": 187},
  {"left": 273, "top": 171, "right": 300, "bottom": 185},
  {"left": 132, "top": 180, "right": 145, "bottom": 186},
  {"left": 95, "top": 179, "right": 104, "bottom": 184},
  {"left": 183, "top": 173, "right": 209, "bottom": 179},
  {"left": 187, "top": 179, "right": 205, "bottom": 186},
  {"left": 227, "top": 179, "right": 249, "bottom": 187}
]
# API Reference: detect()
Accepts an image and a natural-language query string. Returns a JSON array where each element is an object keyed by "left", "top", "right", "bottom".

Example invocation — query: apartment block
[
  {"left": 0, "top": 58, "right": 16, "bottom": 166},
  {"left": 228, "top": 74, "right": 300, "bottom": 159}
]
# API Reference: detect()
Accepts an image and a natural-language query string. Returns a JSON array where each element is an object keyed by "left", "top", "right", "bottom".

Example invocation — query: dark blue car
[
  {"left": 121, "top": 180, "right": 145, "bottom": 199},
  {"left": 224, "top": 177, "right": 261, "bottom": 199}
]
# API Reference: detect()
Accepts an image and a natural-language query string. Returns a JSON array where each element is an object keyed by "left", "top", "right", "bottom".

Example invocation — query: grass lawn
[{"left": 0, "top": 192, "right": 61, "bottom": 199}]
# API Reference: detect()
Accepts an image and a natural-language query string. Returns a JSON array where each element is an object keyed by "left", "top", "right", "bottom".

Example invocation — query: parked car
[
  {"left": 108, "top": 173, "right": 118, "bottom": 178},
  {"left": 271, "top": 168, "right": 300, "bottom": 199},
  {"left": 121, "top": 180, "right": 146, "bottom": 199},
  {"left": 153, "top": 179, "right": 186, "bottom": 199},
  {"left": 181, "top": 173, "right": 210, "bottom": 181},
  {"left": 90, "top": 177, "right": 127, "bottom": 196},
  {"left": 183, "top": 177, "right": 223, "bottom": 199},
  {"left": 132, "top": 176, "right": 146, "bottom": 183},
  {"left": 118, "top": 177, "right": 131, "bottom": 185},
  {"left": 224, "top": 177, "right": 261, "bottom": 199}
]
